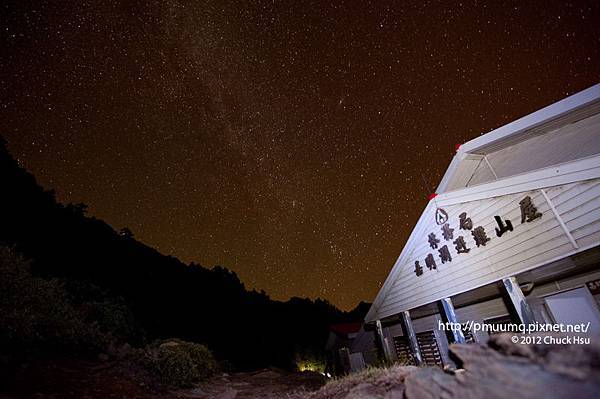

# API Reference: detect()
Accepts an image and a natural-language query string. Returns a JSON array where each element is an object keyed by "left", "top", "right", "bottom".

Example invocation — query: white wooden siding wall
[
  {"left": 446, "top": 154, "right": 490, "bottom": 191},
  {"left": 465, "top": 156, "right": 495, "bottom": 187},
  {"left": 387, "top": 322, "right": 404, "bottom": 338},
  {"left": 349, "top": 328, "right": 378, "bottom": 365},
  {"left": 454, "top": 297, "right": 508, "bottom": 341},
  {"left": 555, "top": 180, "right": 600, "bottom": 248},
  {"left": 376, "top": 178, "right": 600, "bottom": 320},
  {"left": 411, "top": 314, "right": 441, "bottom": 333},
  {"left": 455, "top": 297, "right": 508, "bottom": 321},
  {"left": 468, "top": 113, "right": 600, "bottom": 187},
  {"left": 349, "top": 327, "right": 375, "bottom": 354},
  {"left": 383, "top": 314, "right": 441, "bottom": 338},
  {"left": 383, "top": 328, "right": 398, "bottom": 361}
]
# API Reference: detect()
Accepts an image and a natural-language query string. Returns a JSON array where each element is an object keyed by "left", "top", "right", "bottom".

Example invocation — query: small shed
[{"left": 325, "top": 322, "right": 368, "bottom": 374}]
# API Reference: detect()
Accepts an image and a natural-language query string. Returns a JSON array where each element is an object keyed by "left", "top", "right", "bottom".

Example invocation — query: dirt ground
[
  {"left": 173, "top": 369, "right": 326, "bottom": 399},
  {"left": 0, "top": 360, "right": 326, "bottom": 399},
  {"left": 1, "top": 359, "right": 175, "bottom": 399}
]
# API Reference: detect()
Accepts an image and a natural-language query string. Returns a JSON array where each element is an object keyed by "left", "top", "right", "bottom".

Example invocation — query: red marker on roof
[
  {"left": 455, "top": 143, "right": 462, "bottom": 152},
  {"left": 428, "top": 192, "right": 438, "bottom": 201}
]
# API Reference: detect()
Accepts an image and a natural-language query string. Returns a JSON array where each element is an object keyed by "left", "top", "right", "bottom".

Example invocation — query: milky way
[{"left": 2, "top": 0, "right": 599, "bottom": 309}]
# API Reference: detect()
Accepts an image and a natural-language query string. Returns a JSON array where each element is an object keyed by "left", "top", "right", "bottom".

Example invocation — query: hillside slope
[{"left": 0, "top": 136, "right": 364, "bottom": 370}]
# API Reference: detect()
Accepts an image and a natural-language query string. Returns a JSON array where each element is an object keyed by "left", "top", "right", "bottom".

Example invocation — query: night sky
[{"left": 2, "top": 1, "right": 599, "bottom": 310}]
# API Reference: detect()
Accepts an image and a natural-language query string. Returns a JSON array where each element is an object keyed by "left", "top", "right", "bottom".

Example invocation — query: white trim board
[
  {"left": 436, "top": 154, "right": 600, "bottom": 207},
  {"left": 461, "top": 84, "right": 600, "bottom": 155}
]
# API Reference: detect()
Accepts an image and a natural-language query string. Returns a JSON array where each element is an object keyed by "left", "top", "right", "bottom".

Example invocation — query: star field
[{"left": 2, "top": 0, "right": 599, "bottom": 309}]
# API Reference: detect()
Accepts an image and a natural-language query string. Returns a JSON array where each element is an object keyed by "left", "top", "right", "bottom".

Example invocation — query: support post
[
  {"left": 502, "top": 276, "right": 536, "bottom": 325},
  {"left": 375, "top": 319, "right": 392, "bottom": 362},
  {"left": 438, "top": 297, "right": 465, "bottom": 344},
  {"left": 400, "top": 310, "right": 423, "bottom": 366}
]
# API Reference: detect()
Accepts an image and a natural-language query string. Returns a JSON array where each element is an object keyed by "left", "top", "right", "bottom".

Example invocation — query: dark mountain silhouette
[{"left": 0, "top": 135, "right": 369, "bottom": 370}]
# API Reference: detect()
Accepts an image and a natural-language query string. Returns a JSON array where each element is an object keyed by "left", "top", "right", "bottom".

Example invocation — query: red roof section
[{"left": 330, "top": 322, "right": 362, "bottom": 335}]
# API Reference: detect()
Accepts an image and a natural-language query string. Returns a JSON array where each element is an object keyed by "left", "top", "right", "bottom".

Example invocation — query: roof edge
[
  {"left": 461, "top": 84, "right": 600, "bottom": 154},
  {"left": 436, "top": 83, "right": 600, "bottom": 194}
]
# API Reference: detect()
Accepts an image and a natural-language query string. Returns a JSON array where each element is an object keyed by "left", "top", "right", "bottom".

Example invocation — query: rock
[
  {"left": 304, "top": 365, "right": 415, "bottom": 399},
  {"left": 107, "top": 342, "right": 133, "bottom": 360},
  {"left": 249, "top": 369, "right": 283, "bottom": 380},
  {"left": 175, "top": 387, "right": 209, "bottom": 398},
  {"left": 404, "top": 333, "right": 600, "bottom": 399},
  {"left": 403, "top": 367, "right": 458, "bottom": 399},
  {"left": 98, "top": 353, "right": 109, "bottom": 362},
  {"left": 211, "top": 387, "right": 238, "bottom": 399},
  {"left": 159, "top": 340, "right": 181, "bottom": 348}
]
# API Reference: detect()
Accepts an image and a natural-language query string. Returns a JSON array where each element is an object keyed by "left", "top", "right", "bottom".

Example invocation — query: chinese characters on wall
[{"left": 414, "top": 195, "right": 543, "bottom": 276}]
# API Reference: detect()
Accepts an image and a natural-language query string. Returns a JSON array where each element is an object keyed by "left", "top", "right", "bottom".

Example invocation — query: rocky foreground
[
  {"left": 304, "top": 333, "right": 600, "bottom": 399},
  {"left": 4, "top": 334, "right": 599, "bottom": 398}
]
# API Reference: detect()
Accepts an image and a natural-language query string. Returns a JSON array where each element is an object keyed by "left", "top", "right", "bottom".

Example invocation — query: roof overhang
[{"left": 437, "top": 84, "right": 600, "bottom": 194}]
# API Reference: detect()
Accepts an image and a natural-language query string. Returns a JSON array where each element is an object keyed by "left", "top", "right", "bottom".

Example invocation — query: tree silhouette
[
  {"left": 119, "top": 227, "right": 134, "bottom": 239},
  {"left": 0, "top": 135, "right": 368, "bottom": 370}
]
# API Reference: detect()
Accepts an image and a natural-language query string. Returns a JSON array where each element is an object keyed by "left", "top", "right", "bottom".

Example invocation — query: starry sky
[{"left": 2, "top": 1, "right": 599, "bottom": 310}]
